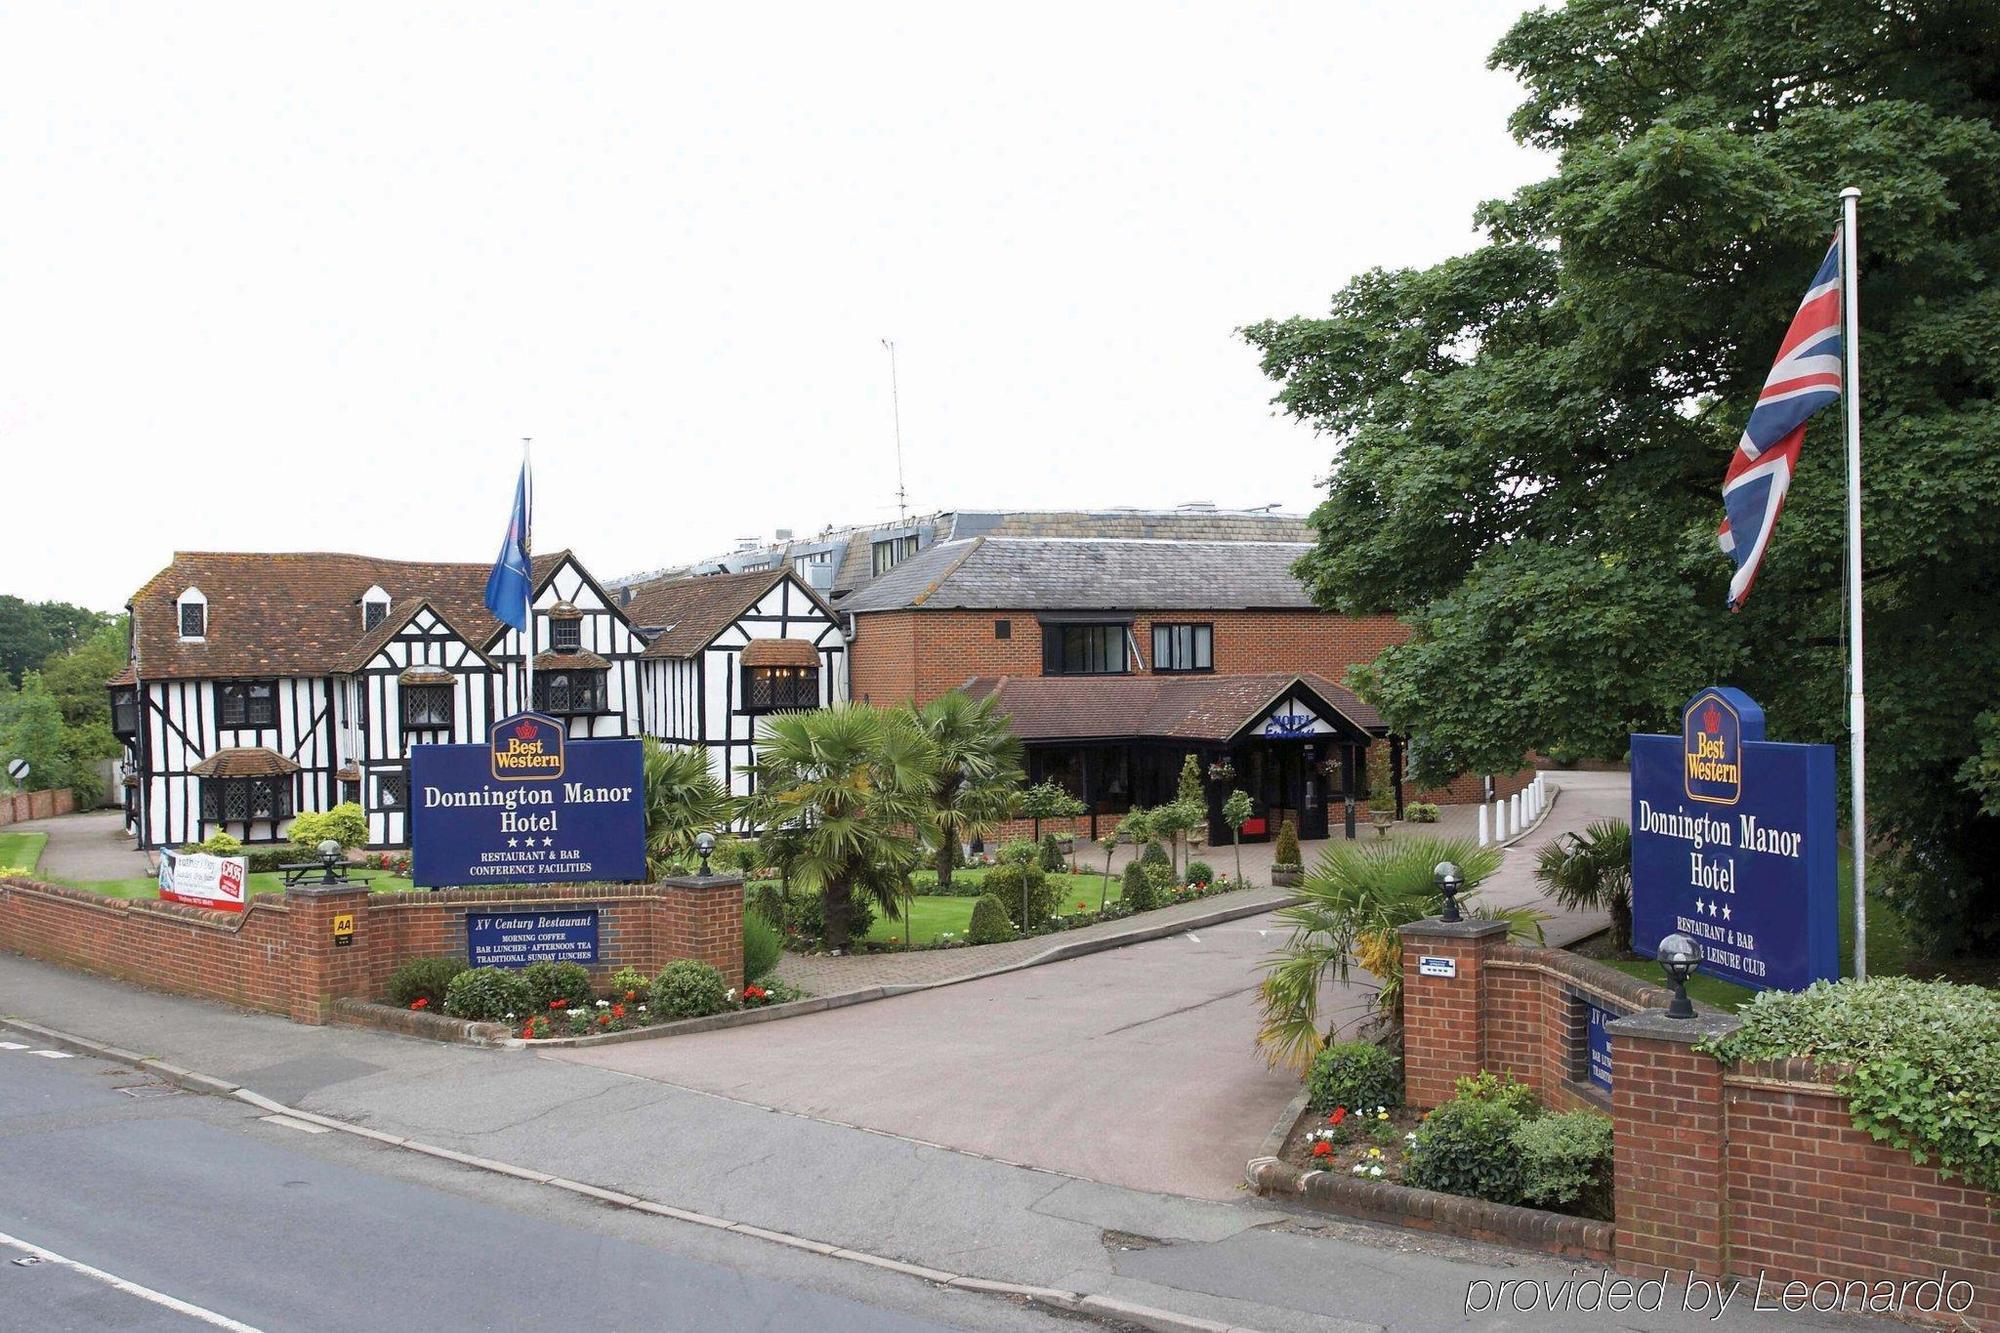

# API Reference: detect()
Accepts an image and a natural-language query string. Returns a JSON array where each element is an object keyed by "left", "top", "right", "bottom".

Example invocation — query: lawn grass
[
  {"left": 866, "top": 868, "right": 1124, "bottom": 947},
  {"left": 0, "top": 831, "right": 48, "bottom": 874},
  {"left": 50, "top": 870, "right": 417, "bottom": 900}
]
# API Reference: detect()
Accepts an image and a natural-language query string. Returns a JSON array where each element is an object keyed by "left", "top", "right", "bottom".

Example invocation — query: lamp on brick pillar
[
  {"left": 1656, "top": 932, "right": 1701, "bottom": 1019},
  {"left": 1433, "top": 859, "right": 1463, "bottom": 923},
  {"left": 695, "top": 830, "right": 716, "bottom": 878}
]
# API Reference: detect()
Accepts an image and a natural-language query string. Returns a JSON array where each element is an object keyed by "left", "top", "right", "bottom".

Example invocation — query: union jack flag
[{"left": 1718, "top": 235, "right": 1843, "bottom": 610}]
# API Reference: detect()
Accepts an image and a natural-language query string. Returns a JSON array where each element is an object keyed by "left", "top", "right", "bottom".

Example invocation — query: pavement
[{"left": 9, "top": 808, "right": 146, "bottom": 880}]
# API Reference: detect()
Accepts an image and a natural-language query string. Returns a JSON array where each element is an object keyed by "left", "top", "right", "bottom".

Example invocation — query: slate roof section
[
  {"left": 839, "top": 537, "right": 1317, "bottom": 613},
  {"left": 621, "top": 567, "right": 838, "bottom": 659},
  {"left": 127, "top": 551, "right": 568, "bottom": 680},
  {"left": 960, "top": 672, "right": 1383, "bottom": 742}
]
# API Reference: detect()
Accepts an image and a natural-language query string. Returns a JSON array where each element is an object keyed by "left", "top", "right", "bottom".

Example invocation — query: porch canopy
[{"left": 961, "top": 672, "right": 1393, "bottom": 842}]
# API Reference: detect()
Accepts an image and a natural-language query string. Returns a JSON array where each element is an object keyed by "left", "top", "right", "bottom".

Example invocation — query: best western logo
[
  {"left": 1683, "top": 693, "right": 1741, "bottom": 805},
  {"left": 491, "top": 714, "right": 566, "bottom": 782}
]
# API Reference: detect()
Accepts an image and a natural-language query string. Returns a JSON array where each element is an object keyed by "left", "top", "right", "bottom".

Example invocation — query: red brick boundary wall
[
  {"left": 0, "top": 872, "right": 743, "bottom": 1025},
  {"left": 1400, "top": 919, "right": 2000, "bottom": 1328},
  {"left": 0, "top": 789, "right": 76, "bottom": 828}
]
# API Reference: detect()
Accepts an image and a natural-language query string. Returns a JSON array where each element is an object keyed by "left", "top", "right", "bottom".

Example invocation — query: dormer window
[
  {"left": 178, "top": 588, "right": 207, "bottom": 641},
  {"left": 361, "top": 586, "right": 392, "bottom": 632},
  {"left": 872, "top": 534, "right": 919, "bottom": 576},
  {"left": 548, "top": 602, "right": 583, "bottom": 653}
]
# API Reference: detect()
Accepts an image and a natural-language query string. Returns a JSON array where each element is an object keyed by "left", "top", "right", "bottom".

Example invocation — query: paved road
[
  {"left": 0, "top": 1032, "right": 1066, "bottom": 1333},
  {"left": 8, "top": 808, "right": 148, "bottom": 880}
]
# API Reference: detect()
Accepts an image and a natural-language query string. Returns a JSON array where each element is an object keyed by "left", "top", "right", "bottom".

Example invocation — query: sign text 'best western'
[{"left": 409, "top": 713, "right": 646, "bottom": 888}]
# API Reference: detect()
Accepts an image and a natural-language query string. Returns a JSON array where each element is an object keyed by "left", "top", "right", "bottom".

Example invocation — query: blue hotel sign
[
  {"left": 1630, "top": 688, "right": 1837, "bottom": 993},
  {"left": 1585, "top": 1002, "right": 1614, "bottom": 1092},
  {"left": 467, "top": 908, "right": 599, "bottom": 968},
  {"left": 409, "top": 713, "right": 646, "bottom": 889}
]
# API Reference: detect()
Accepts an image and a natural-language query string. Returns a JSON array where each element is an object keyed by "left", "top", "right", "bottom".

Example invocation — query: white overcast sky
[{"left": 3, "top": 2, "right": 1549, "bottom": 610}]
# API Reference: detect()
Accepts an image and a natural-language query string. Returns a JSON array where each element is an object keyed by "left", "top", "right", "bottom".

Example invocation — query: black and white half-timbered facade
[
  {"left": 111, "top": 549, "right": 654, "bottom": 851},
  {"left": 621, "top": 567, "right": 848, "bottom": 824}
]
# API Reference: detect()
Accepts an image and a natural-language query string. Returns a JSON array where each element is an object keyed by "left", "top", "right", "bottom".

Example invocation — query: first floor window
[
  {"left": 1152, "top": 623, "right": 1214, "bottom": 673},
  {"left": 1043, "top": 622, "right": 1129, "bottom": 675},
  {"left": 340, "top": 780, "right": 361, "bottom": 805},
  {"left": 216, "top": 680, "right": 278, "bottom": 729},
  {"left": 549, "top": 618, "right": 582, "bottom": 652},
  {"left": 110, "top": 688, "right": 138, "bottom": 737},
  {"left": 742, "top": 664, "right": 820, "bottom": 712},
  {"left": 401, "top": 683, "right": 454, "bottom": 730},
  {"left": 200, "top": 776, "right": 294, "bottom": 822},
  {"left": 536, "top": 669, "right": 608, "bottom": 716}
]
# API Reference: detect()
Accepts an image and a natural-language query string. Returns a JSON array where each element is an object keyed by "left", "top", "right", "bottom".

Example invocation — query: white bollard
[
  {"left": 1493, "top": 798, "right": 1506, "bottom": 839},
  {"left": 1476, "top": 804, "right": 1489, "bottom": 847},
  {"left": 1511, "top": 793, "right": 1522, "bottom": 834}
]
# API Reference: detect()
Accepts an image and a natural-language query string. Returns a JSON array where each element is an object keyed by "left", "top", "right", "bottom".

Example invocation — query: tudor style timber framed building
[{"left": 110, "top": 549, "right": 846, "bottom": 851}]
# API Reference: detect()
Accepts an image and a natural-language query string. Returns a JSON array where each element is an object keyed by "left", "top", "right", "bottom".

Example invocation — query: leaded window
[
  {"left": 377, "top": 771, "right": 407, "bottom": 811},
  {"left": 536, "top": 669, "right": 608, "bottom": 716},
  {"left": 200, "top": 776, "right": 294, "bottom": 823},
  {"left": 216, "top": 680, "right": 278, "bottom": 729},
  {"left": 363, "top": 600, "right": 389, "bottom": 631},
  {"left": 180, "top": 602, "right": 205, "bottom": 638},
  {"left": 742, "top": 665, "right": 819, "bottom": 713},
  {"left": 110, "top": 688, "right": 138, "bottom": 737},
  {"left": 401, "top": 684, "right": 453, "bottom": 730},
  {"left": 550, "top": 618, "right": 582, "bottom": 652}
]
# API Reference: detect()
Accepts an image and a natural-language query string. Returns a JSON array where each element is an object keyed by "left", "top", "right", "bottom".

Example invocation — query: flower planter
[
  {"left": 1368, "top": 810, "right": 1395, "bottom": 837},
  {"left": 1270, "top": 866, "right": 1302, "bottom": 887}
]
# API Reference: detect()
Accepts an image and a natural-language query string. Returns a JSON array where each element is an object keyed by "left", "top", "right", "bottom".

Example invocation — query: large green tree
[
  {"left": 1244, "top": 0, "right": 2000, "bottom": 952},
  {"left": 0, "top": 597, "right": 108, "bottom": 684}
]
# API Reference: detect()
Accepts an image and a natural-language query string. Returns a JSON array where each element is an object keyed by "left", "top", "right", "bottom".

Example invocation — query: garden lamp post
[
  {"left": 695, "top": 831, "right": 716, "bottom": 879},
  {"left": 1433, "top": 860, "right": 1464, "bottom": 923},
  {"left": 1657, "top": 932, "right": 1701, "bottom": 1019},
  {"left": 317, "top": 838, "right": 344, "bottom": 885}
]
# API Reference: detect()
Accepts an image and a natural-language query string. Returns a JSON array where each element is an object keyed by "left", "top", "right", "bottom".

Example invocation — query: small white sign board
[
  {"left": 1418, "top": 955, "right": 1457, "bottom": 979},
  {"left": 158, "top": 849, "right": 248, "bottom": 913}
]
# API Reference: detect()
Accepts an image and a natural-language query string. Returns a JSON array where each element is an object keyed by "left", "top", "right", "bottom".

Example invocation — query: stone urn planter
[
  {"left": 1369, "top": 809, "right": 1396, "bottom": 837},
  {"left": 1271, "top": 864, "right": 1303, "bottom": 887}
]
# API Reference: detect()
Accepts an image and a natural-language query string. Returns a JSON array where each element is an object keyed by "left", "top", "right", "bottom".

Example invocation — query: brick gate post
[
  {"left": 286, "top": 881, "right": 374, "bottom": 1024},
  {"left": 1397, "top": 916, "right": 1510, "bottom": 1108},
  {"left": 1604, "top": 1010, "right": 1742, "bottom": 1280},
  {"left": 658, "top": 872, "right": 745, "bottom": 990}
]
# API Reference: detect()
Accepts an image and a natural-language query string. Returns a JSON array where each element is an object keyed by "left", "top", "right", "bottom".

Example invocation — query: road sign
[{"left": 5, "top": 758, "right": 27, "bottom": 784}]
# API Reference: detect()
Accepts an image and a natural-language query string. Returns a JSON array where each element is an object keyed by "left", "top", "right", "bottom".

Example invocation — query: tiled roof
[
  {"left": 622, "top": 567, "right": 838, "bottom": 659},
  {"left": 960, "top": 672, "right": 1383, "bottom": 742},
  {"left": 107, "top": 663, "right": 136, "bottom": 687},
  {"left": 189, "top": 747, "right": 302, "bottom": 778},
  {"left": 397, "top": 667, "right": 456, "bottom": 686},
  {"left": 128, "top": 551, "right": 567, "bottom": 680},
  {"left": 740, "top": 638, "right": 820, "bottom": 667},
  {"left": 533, "top": 650, "right": 610, "bottom": 670},
  {"left": 840, "top": 537, "right": 1316, "bottom": 614}
]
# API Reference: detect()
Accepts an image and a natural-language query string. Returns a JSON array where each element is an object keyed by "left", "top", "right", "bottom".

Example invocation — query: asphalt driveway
[{"left": 553, "top": 909, "right": 1375, "bottom": 1201}]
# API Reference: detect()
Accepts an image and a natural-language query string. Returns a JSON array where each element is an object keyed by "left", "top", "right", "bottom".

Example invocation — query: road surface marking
[
  {"left": 260, "top": 1114, "right": 331, "bottom": 1134},
  {"left": 1184, "top": 932, "right": 1201, "bottom": 943},
  {"left": 0, "top": 1230, "right": 264, "bottom": 1332},
  {"left": 28, "top": 1050, "right": 73, "bottom": 1059},
  {"left": 0, "top": 1041, "right": 28, "bottom": 1050}
]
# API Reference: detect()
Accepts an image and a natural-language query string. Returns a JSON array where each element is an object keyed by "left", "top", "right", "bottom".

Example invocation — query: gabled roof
[
  {"left": 335, "top": 597, "right": 496, "bottom": 674},
  {"left": 840, "top": 537, "right": 1317, "bottom": 614},
  {"left": 622, "top": 567, "right": 838, "bottom": 659},
  {"left": 959, "top": 672, "right": 1383, "bottom": 743},
  {"left": 127, "top": 550, "right": 568, "bottom": 680}
]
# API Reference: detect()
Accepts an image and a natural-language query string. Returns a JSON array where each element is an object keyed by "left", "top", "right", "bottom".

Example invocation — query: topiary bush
[
  {"left": 1700, "top": 977, "right": 2000, "bottom": 1193},
  {"left": 967, "top": 893, "right": 1016, "bottom": 944},
  {"left": 1039, "top": 834, "right": 1066, "bottom": 873},
  {"left": 651, "top": 959, "right": 730, "bottom": 1019},
  {"left": 1402, "top": 1094, "right": 1527, "bottom": 1206},
  {"left": 1185, "top": 858, "right": 1215, "bottom": 887},
  {"left": 743, "top": 910, "right": 782, "bottom": 982},
  {"left": 1405, "top": 803, "right": 1441, "bottom": 823},
  {"left": 1513, "top": 1111, "right": 1614, "bottom": 1218},
  {"left": 386, "top": 956, "right": 466, "bottom": 1009},
  {"left": 987, "top": 862, "right": 1057, "bottom": 930},
  {"left": 1139, "top": 840, "right": 1171, "bottom": 870},
  {"left": 1306, "top": 1041, "right": 1402, "bottom": 1113},
  {"left": 521, "top": 961, "right": 593, "bottom": 1012},
  {"left": 1272, "top": 816, "right": 1301, "bottom": 870},
  {"left": 444, "top": 966, "right": 532, "bottom": 1021},
  {"left": 1122, "top": 859, "right": 1160, "bottom": 913}
]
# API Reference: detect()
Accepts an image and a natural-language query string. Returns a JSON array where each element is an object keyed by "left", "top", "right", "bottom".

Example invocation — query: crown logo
[
  {"left": 516, "top": 720, "right": 539, "bottom": 741},
  {"left": 1701, "top": 705, "right": 1722, "bottom": 735}
]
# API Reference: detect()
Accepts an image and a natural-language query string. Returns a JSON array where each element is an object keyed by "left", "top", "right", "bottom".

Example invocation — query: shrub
[
  {"left": 967, "top": 893, "right": 1017, "bottom": 944},
  {"left": 444, "top": 966, "right": 532, "bottom": 1021},
  {"left": 288, "top": 802, "right": 368, "bottom": 851},
  {"left": 1272, "top": 817, "right": 1301, "bottom": 870},
  {"left": 743, "top": 910, "right": 782, "bottom": 982},
  {"left": 1139, "top": 840, "right": 1171, "bottom": 870},
  {"left": 1700, "top": 977, "right": 2000, "bottom": 1193},
  {"left": 1513, "top": 1111, "right": 1614, "bottom": 1218},
  {"left": 186, "top": 832, "right": 243, "bottom": 856},
  {"left": 1405, "top": 803, "right": 1440, "bottom": 823},
  {"left": 987, "top": 862, "right": 1056, "bottom": 930},
  {"left": 608, "top": 966, "right": 651, "bottom": 1002},
  {"left": 781, "top": 890, "right": 874, "bottom": 946},
  {"left": 1122, "top": 859, "right": 1160, "bottom": 913},
  {"left": 996, "top": 839, "right": 1040, "bottom": 867},
  {"left": 1185, "top": 858, "right": 1215, "bottom": 887},
  {"left": 748, "top": 882, "right": 786, "bottom": 927},
  {"left": 1039, "top": 834, "right": 1066, "bottom": 873},
  {"left": 1452, "top": 1069, "right": 1540, "bottom": 1119},
  {"left": 650, "top": 960, "right": 729, "bottom": 1019},
  {"left": 909, "top": 870, "right": 939, "bottom": 894},
  {"left": 387, "top": 956, "right": 466, "bottom": 1009},
  {"left": 1402, "top": 1095, "right": 1526, "bottom": 1205},
  {"left": 1306, "top": 1041, "right": 1402, "bottom": 1113},
  {"left": 521, "top": 961, "right": 593, "bottom": 1012}
]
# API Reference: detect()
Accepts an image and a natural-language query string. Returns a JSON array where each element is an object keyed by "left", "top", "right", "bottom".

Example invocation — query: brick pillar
[
  {"left": 1397, "top": 916, "right": 1509, "bottom": 1108},
  {"left": 658, "top": 871, "right": 745, "bottom": 990},
  {"left": 1605, "top": 1010, "right": 1742, "bottom": 1279},
  {"left": 286, "top": 881, "right": 374, "bottom": 1024}
]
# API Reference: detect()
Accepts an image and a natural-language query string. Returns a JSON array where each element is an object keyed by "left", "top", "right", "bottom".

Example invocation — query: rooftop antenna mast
[{"left": 881, "top": 338, "right": 908, "bottom": 521}]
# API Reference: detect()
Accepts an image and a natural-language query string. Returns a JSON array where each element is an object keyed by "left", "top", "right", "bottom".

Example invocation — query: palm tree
[
  {"left": 740, "top": 703, "right": 938, "bottom": 950},
  {"left": 640, "top": 740, "right": 735, "bottom": 880},
  {"left": 911, "top": 691, "right": 1023, "bottom": 892},
  {"left": 1256, "top": 836, "right": 1538, "bottom": 1072},
  {"left": 1534, "top": 819, "right": 1634, "bottom": 955}
]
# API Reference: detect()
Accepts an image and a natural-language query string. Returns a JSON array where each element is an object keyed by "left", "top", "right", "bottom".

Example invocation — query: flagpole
[
  {"left": 522, "top": 438, "right": 535, "bottom": 718},
  {"left": 1839, "top": 186, "right": 1867, "bottom": 981}
]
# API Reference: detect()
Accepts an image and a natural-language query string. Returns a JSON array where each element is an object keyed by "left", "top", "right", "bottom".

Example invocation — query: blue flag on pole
[{"left": 484, "top": 461, "right": 532, "bottom": 631}]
